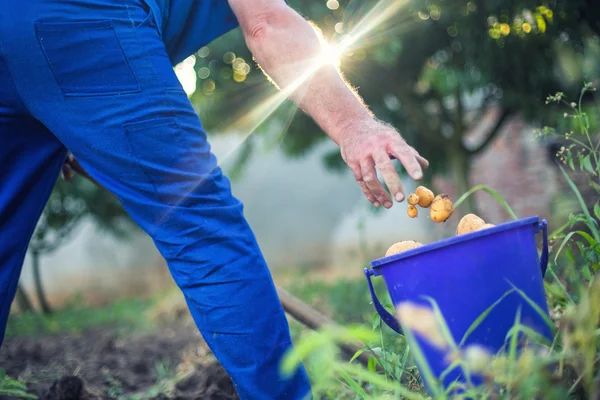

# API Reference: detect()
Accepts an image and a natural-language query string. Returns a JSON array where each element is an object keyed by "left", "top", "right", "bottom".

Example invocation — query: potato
[
  {"left": 385, "top": 240, "right": 423, "bottom": 257},
  {"left": 429, "top": 194, "right": 453, "bottom": 223},
  {"left": 407, "top": 205, "right": 418, "bottom": 218},
  {"left": 456, "top": 214, "right": 486, "bottom": 235},
  {"left": 479, "top": 223, "right": 495, "bottom": 230},
  {"left": 415, "top": 186, "right": 435, "bottom": 208},
  {"left": 407, "top": 194, "right": 419, "bottom": 206}
]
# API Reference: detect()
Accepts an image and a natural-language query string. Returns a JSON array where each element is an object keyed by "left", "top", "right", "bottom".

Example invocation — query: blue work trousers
[{"left": 0, "top": 1, "right": 311, "bottom": 398}]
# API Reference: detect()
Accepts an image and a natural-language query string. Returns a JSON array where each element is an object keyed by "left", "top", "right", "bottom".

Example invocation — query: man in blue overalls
[{"left": 0, "top": 0, "right": 428, "bottom": 398}]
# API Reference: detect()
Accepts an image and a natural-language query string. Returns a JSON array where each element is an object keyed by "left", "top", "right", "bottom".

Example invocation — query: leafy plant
[{"left": 0, "top": 369, "right": 37, "bottom": 399}]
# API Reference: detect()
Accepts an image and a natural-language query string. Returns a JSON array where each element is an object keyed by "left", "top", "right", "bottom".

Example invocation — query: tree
[{"left": 187, "top": 0, "right": 600, "bottom": 212}]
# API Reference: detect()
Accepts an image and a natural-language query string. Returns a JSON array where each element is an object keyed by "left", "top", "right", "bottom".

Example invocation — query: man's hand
[
  {"left": 340, "top": 118, "right": 429, "bottom": 208},
  {"left": 227, "top": 0, "right": 429, "bottom": 207}
]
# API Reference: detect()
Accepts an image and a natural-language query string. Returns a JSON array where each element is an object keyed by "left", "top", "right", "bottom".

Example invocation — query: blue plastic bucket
[{"left": 364, "top": 216, "right": 553, "bottom": 391}]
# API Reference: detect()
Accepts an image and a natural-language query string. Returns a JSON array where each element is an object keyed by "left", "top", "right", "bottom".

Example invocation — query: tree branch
[
  {"left": 467, "top": 109, "right": 513, "bottom": 155},
  {"left": 452, "top": 86, "right": 465, "bottom": 145}
]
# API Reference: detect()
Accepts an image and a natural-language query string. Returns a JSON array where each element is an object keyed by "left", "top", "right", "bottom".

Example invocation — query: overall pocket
[
  {"left": 35, "top": 19, "right": 141, "bottom": 97},
  {"left": 123, "top": 116, "right": 209, "bottom": 207}
]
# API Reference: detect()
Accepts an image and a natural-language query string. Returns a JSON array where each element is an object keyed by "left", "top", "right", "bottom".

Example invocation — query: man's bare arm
[
  {"left": 227, "top": 0, "right": 429, "bottom": 208},
  {"left": 227, "top": 0, "right": 370, "bottom": 145}
]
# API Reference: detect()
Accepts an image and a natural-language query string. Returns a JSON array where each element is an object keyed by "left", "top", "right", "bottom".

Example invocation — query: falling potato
[
  {"left": 407, "top": 205, "right": 418, "bottom": 218},
  {"left": 415, "top": 186, "right": 435, "bottom": 208},
  {"left": 407, "top": 193, "right": 419, "bottom": 206},
  {"left": 456, "top": 214, "right": 486, "bottom": 235},
  {"left": 385, "top": 240, "right": 424, "bottom": 257},
  {"left": 429, "top": 194, "right": 454, "bottom": 223}
]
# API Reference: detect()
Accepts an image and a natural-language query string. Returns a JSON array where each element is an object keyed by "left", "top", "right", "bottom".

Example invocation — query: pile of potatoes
[
  {"left": 406, "top": 186, "right": 454, "bottom": 223},
  {"left": 384, "top": 186, "right": 496, "bottom": 257}
]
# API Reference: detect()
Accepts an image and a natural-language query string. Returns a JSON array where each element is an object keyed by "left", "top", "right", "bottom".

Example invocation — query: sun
[{"left": 319, "top": 41, "right": 344, "bottom": 68}]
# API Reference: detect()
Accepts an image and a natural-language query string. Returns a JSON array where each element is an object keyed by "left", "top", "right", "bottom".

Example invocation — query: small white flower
[
  {"left": 463, "top": 345, "right": 492, "bottom": 373},
  {"left": 570, "top": 102, "right": 577, "bottom": 108}
]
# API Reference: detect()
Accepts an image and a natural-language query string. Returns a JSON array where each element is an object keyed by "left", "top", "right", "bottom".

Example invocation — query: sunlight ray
[{"left": 157, "top": 0, "right": 418, "bottom": 220}]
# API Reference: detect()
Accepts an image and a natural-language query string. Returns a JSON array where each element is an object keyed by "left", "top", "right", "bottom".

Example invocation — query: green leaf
[
  {"left": 372, "top": 312, "right": 381, "bottom": 331},
  {"left": 594, "top": 202, "right": 600, "bottom": 221},
  {"left": 368, "top": 356, "right": 376, "bottom": 372},
  {"left": 349, "top": 348, "right": 366, "bottom": 364},
  {"left": 582, "top": 156, "right": 596, "bottom": 175},
  {"left": 568, "top": 154, "right": 575, "bottom": 170},
  {"left": 566, "top": 247, "right": 575, "bottom": 263}
]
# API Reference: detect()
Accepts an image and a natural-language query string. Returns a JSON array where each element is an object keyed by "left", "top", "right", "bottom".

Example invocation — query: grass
[{"left": 5, "top": 296, "right": 158, "bottom": 339}]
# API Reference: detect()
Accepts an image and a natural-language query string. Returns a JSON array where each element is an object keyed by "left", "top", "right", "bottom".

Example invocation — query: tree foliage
[{"left": 189, "top": 0, "right": 599, "bottom": 199}]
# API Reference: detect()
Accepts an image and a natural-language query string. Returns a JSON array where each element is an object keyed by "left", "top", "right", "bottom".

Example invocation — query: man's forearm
[{"left": 233, "top": 3, "right": 373, "bottom": 145}]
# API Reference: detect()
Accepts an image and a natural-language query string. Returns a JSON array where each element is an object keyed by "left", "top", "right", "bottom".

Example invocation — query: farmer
[{"left": 0, "top": 0, "right": 428, "bottom": 398}]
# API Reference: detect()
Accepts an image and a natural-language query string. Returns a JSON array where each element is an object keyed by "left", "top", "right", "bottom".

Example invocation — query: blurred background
[{"left": 3, "top": 0, "right": 600, "bottom": 399}]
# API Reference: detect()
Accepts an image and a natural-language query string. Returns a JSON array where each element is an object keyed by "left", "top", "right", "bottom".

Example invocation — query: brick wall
[{"left": 432, "top": 107, "right": 561, "bottom": 232}]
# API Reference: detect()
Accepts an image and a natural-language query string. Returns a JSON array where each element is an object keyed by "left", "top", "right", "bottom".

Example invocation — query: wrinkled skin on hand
[{"left": 340, "top": 118, "right": 429, "bottom": 209}]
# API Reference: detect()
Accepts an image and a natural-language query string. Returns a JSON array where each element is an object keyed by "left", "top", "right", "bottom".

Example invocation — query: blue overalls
[{"left": 0, "top": 1, "right": 312, "bottom": 398}]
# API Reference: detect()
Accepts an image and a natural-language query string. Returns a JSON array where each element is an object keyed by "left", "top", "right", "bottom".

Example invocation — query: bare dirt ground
[{"left": 0, "top": 323, "right": 239, "bottom": 400}]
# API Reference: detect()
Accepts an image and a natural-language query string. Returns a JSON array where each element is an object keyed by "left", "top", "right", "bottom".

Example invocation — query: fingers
[
  {"left": 372, "top": 149, "right": 405, "bottom": 202},
  {"left": 349, "top": 163, "right": 379, "bottom": 207},
  {"left": 412, "top": 148, "right": 430, "bottom": 169},
  {"left": 359, "top": 157, "right": 393, "bottom": 208},
  {"left": 390, "top": 142, "right": 424, "bottom": 181}
]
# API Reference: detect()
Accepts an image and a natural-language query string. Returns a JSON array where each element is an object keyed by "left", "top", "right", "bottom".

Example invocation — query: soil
[{"left": 0, "top": 323, "right": 240, "bottom": 400}]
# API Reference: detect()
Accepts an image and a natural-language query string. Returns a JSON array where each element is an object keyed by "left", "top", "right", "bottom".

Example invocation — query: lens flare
[{"left": 159, "top": 0, "right": 417, "bottom": 220}]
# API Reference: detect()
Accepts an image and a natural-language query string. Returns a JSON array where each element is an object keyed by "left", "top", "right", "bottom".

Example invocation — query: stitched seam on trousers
[
  {"left": 0, "top": 152, "right": 65, "bottom": 324},
  {"left": 127, "top": 3, "right": 176, "bottom": 119},
  {"left": 0, "top": 42, "right": 35, "bottom": 116}
]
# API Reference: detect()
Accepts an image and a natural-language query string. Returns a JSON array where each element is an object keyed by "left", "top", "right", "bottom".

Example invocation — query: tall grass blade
[
  {"left": 421, "top": 296, "right": 458, "bottom": 350},
  {"left": 397, "top": 345, "right": 411, "bottom": 384},
  {"left": 559, "top": 165, "right": 600, "bottom": 241},
  {"left": 454, "top": 185, "right": 518, "bottom": 220},
  {"left": 337, "top": 368, "right": 372, "bottom": 399},
  {"left": 507, "top": 281, "right": 556, "bottom": 334},
  {"left": 555, "top": 230, "right": 597, "bottom": 263},
  {"left": 460, "top": 289, "right": 515, "bottom": 346}
]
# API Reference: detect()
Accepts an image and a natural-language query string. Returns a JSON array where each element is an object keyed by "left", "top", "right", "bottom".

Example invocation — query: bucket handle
[
  {"left": 539, "top": 219, "right": 549, "bottom": 277},
  {"left": 364, "top": 268, "right": 402, "bottom": 334}
]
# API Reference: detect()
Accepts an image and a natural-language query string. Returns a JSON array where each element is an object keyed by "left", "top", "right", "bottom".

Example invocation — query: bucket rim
[{"left": 370, "top": 215, "right": 542, "bottom": 269}]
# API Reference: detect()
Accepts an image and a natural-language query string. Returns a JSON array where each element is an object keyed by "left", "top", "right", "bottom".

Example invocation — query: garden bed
[{"left": 0, "top": 323, "right": 239, "bottom": 400}]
